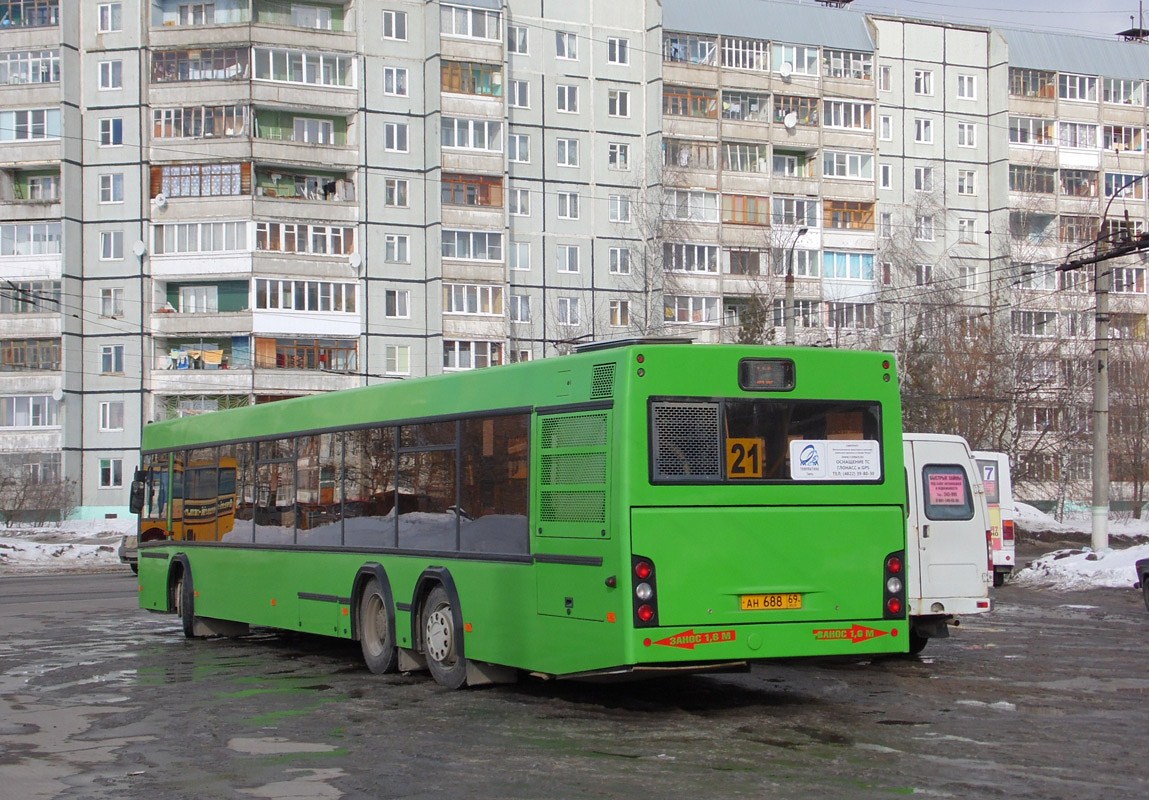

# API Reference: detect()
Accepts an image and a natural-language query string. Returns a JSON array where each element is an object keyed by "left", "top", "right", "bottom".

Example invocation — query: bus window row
[{"left": 138, "top": 413, "right": 531, "bottom": 555}]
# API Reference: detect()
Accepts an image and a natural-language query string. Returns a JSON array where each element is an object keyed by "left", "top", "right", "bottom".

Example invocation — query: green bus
[{"left": 133, "top": 340, "right": 909, "bottom": 687}]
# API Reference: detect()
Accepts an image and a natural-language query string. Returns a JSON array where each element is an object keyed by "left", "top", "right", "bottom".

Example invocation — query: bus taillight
[
  {"left": 1002, "top": 519, "right": 1015, "bottom": 543},
  {"left": 883, "top": 551, "right": 906, "bottom": 620},
  {"left": 632, "top": 555, "right": 659, "bottom": 627}
]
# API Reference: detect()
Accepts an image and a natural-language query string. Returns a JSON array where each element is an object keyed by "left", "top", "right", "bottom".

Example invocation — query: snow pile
[
  {"left": 0, "top": 519, "right": 134, "bottom": 574},
  {"left": 1012, "top": 543, "right": 1149, "bottom": 590}
]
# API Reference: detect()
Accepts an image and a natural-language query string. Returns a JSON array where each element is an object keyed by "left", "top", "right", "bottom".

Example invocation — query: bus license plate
[{"left": 741, "top": 593, "right": 802, "bottom": 611}]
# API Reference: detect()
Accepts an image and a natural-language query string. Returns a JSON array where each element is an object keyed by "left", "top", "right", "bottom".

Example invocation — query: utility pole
[{"left": 783, "top": 226, "right": 808, "bottom": 346}]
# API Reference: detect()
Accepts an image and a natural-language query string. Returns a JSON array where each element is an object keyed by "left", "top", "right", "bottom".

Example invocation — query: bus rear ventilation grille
[{"left": 590, "top": 363, "right": 615, "bottom": 400}]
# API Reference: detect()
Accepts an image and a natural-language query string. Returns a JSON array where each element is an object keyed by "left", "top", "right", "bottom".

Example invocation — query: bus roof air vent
[{"left": 574, "top": 337, "right": 693, "bottom": 354}]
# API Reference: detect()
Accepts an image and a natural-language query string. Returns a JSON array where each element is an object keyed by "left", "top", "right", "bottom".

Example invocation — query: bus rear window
[{"left": 650, "top": 398, "right": 882, "bottom": 484}]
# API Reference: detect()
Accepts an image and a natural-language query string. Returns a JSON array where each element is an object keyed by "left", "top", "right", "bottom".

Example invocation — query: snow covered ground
[{"left": 2, "top": 505, "right": 1147, "bottom": 592}]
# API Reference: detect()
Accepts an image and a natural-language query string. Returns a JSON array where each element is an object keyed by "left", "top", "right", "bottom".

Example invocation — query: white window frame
[
  {"left": 509, "top": 293, "right": 530, "bottom": 323},
  {"left": 507, "top": 25, "right": 528, "bottom": 54},
  {"left": 382, "top": 10, "right": 407, "bottom": 41},
  {"left": 384, "top": 233, "right": 410, "bottom": 263},
  {"left": 557, "top": 191, "right": 580, "bottom": 220},
  {"left": 508, "top": 79, "right": 529, "bottom": 108},
  {"left": 879, "top": 163, "right": 892, "bottom": 189},
  {"left": 99, "top": 230, "right": 123, "bottom": 260},
  {"left": 957, "top": 121, "right": 976, "bottom": 148},
  {"left": 609, "top": 299, "right": 630, "bottom": 328},
  {"left": 957, "top": 74, "right": 977, "bottom": 100},
  {"left": 385, "top": 178, "right": 409, "bottom": 208},
  {"left": 608, "top": 194, "right": 632, "bottom": 224},
  {"left": 98, "top": 60, "right": 123, "bottom": 90},
  {"left": 384, "top": 122, "right": 409, "bottom": 153},
  {"left": 557, "top": 296, "right": 581, "bottom": 327},
  {"left": 98, "top": 3, "right": 123, "bottom": 33},
  {"left": 383, "top": 66, "right": 408, "bottom": 96},
  {"left": 99, "top": 117, "right": 123, "bottom": 146},
  {"left": 608, "top": 89, "right": 630, "bottom": 118},
  {"left": 556, "top": 244, "right": 580, "bottom": 273},
  {"left": 508, "top": 187, "right": 530, "bottom": 216},
  {"left": 384, "top": 289, "right": 410, "bottom": 319},
  {"left": 607, "top": 37, "right": 630, "bottom": 65},
  {"left": 99, "top": 173, "right": 124, "bottom": 204},
  {"left": 957, "top": 169, "right": 977, "bottom": 196},
  {"left": 385, "top": 344, "right": 410, "bottom": 376},
  {"left": 100, "top": 287, "right": 124, "bottom": 317},
  {"left": 508, "top": 132, "right": 530, "bottom": 162},
  {"left": 608, "top": 142, "right": 630, "bottom": 171},
  {"left": 609, "top": 246, "right": 631, "bottom": 275},
  {"left": 556, "top": 31, "right": 578, "bottom": 60},
  {"left": 914, "top": 118, "right": 933, "bottom": 144},
  {"left": 557, "top": 84, "right": 579, "bottom": 113},
  {"left": 98, "top": 400, "right": 125, "bottom": 432},
  {"left": 913, "top": 69, "right": 934, "bottom": 96},
  {"left": 556, "top": 137, "right": 579, "bottom": 167},
  {"left": 101, "top": 344, "right": 125, "bottom": 374},
  {"left": 99, "top": 458, "right": 124, "bottom": 488},
  {"left": 509, "top": 241, "right": 530, "bottom": 271}
]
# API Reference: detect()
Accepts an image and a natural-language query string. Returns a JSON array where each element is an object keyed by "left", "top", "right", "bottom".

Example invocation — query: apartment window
[
  {"left": 879, "top": 115, "right": 892, "bottom": 141},
  {"left": 444, "top": 340, "right": 502, "bottom": 370},
  {"left": 1, "top": 338, "right": 60, "bottom": 372},
  {"left": 828, "top": 303, "right": 875, "bottom": 329},
  {"left": 509, "top": 293, "right": 530, "bottom": 323},
  {"left": 157, "top": 162, "right": 245, "bottom": 197},
  {"left": 99, "top": 60, "right": 122, "bottom": 90},
  {"left": 878, "top": 212, "right": 892, "bottom": 238},
  {"left": 0, "top": 222, "right": 61, "bottom": 255},
  {"left": 914, "top": 166, "right": 934, "bottom": 192},
  {"left": 557, "top": 138, "right": 579, "bottom": 167},
  {"left": 508, "top": 25, "right": 528, "bottom": 54},
  {"left": 1059, "top": 215, "right": 1097, "bottom": 244},
  {"left": 101, "top": 344, "right": 125, "bottom": 374},
  {"left": 608, "top": 142, "right": 630, "bottom": 171},
  {"left": 722, "top": 37, "right": 769, "bottom": 71},
  {"left": 776, "top": 250, "right": 817, "bottom": 279},
  {"left": 178, "top": 3, "right": 214, "bottom": 25},
  {"left": 723, "top": 142, "right": 768, "bottom": 172},
  {"left": 666, "top": 138, "right": 719, "bottom": 170},
  {"left": 721, "top": 90, "right": 770, "bottom": 122},
  {"left": 913, "top": 70, "right": 933, "bottom": 95},
  {"left": 914, "top": 215, "right": 935, "bottom": 241},
  {"left": 667, "top": 189, "right": 719, "bottom": 222},
  {"left": 608, "top": 89, "right": 630, "bottom": 118},
  {"left": 252, "top": 48, "right": 351, "bottom": 87},
  {"left": 958, "top": 264, "right": 978, "bottom": 289},
  {"left": 957, "top": 74, "right": 976, "bottom": 99},
  {"left": 502, "top": 79, "right": 528, "bottom": 109},
  {"left": 1, "top": 395, "right": 59, "bottom": 428},
  {"left": 663, "top": 34, "right": 717, "bottom": 65},
  {"left": 152, "top": 48, "right": 249, "bottom": 83},
  {"left": 384, "top": 122, "right": 408, "bottom": 152},
  {"left": 556, "top": 244, "right": 580, "bottom": 273},
  {"left": 824, "top": 100, "right": 873, "bottom": 130},
  {"left": 608, "top": 38, "right": 630, "bottom": 65},
  {"left": 155, "top": 221, "right": 247, "bottom": 255},
  {"left": 98, "top": 401, "right": 124, "bottom": 431},
  {"left": 441, "top": 4, "right": 500, "bottom": 40},
  {"left": 153, "top": 104, "right": 248, "bottom": 139},
  {"left": 823, "top": 151, "right": 873, "bottom": 180},
  {"left": 383, "top": 66, "right": 408, "bottom": 96},
  {"left": 0, "top": 280, "right": 60, "bottom": 312},
  {"left": 557, "top": 84, "right": 579, "bottom": 113},
  {"left": 26, "top": 173, "right": 57, "bottom": 200},
  {"left": 1104, "top": 78, "right": 1143, "bottom": 105},
  {"left": 878, "top": 65, "right": 891, "bottom": 92},
  {"left": 0, "top": 49, "right": 60, "bottom": 85},
  {"left": 772, "top": 152, "right": 799, "bottom": 177},
  {"left": 385, "top": 345, "right": 410, "bottom": 375},
  {"left": 507, "top": 132, "right": 530, "bottom": 162},
  {"left": 824, "top": 200, "right": 874, "bottom": 231},
  {"left": 1059, "top": 73, "right": 1097, "bottom": 102},
  {"left": 957, "top": 122, "right": 976, "bottom": 147},
  {"left": 823, "top": 49, "right": 871, "bottom": 80},
  {"left": 556, "top": 31, "right": 577, "bottom": 60},
  {"left": 914, "top": 118, "right": 933, "bottom": 143},
  {"left": 664, "top": 243, "right": 719, "bottom": 273},
  {"left": 665, "top": 295, "right": 719, "bottom": 325},
  {"left": 915, "top": 263, "right": 933, "bottom": 286},
  {"left": 1106, "top": 172, "right": 1146, "bottom": 199},
  {"left": 879, "top": 163, "right": 891, "bottom": 189},
  {"left": 384, "top": 290, "right": 409, "bottom": 318},
  {"left": 665, "top": 85, "right": 719, "bottom": 119},
  {"left": 1105, "top": 125, "right": 1144, "bottom": 152},
  {"left": 290, "top": 3, "right": 328, "bottom": 29},
  {"left": 957, "top": 170, "right": 977, "bottom": 195},
  {"left": 957, "top": 218, "right": 977, "bottom": 243},
  {"left": 176, "top": 285, "right": 217, "bottom": 313},
  {"left": 99, "top": 458, "right": 123, "bottom": 488},
  {"left": 608, "top": 247, "right": 630, "bottom": 274},
  {"left": 384, "top": 234, "right": 409, "bottom": 263},
  {"left": 823, "top": 251, "right": 875, "bottom": 280},
  {"left": 382, "top": 10, "right": 407, "bottom": 40},
  {"left": 773, "top": 299, "right": 822, "bottom": 329},
  {"left": 771, "top": 197, "right": 817, "bottom": 227},
  {"left": 384, "top": 178, "right": 409, "bottom": 207},
  {"left": 728, "top": 249, "right": 764, "bottom": 276},
  {"left": 608, "top": 195, "right": 631, "bottom": 224},
  {"left": 1006, "top": 117, "right": 1052, "bottom": 147},
  {"left": 1061, "top": 169, "right": 1098, "bottom": 197},
  {"left": 1059, "top": 122, "right": 1097, "bottom": 149},
  {"left": 441, "top": 173, "right": 502, "bottom": 207},
  {"left": 609, "top": 300, "right": 630, "bottom": 328},
  {"left": 1113, "top": 266, "right": 1146, "bottom": 293},
  {"left": 1009, "top": 68, "right": 1055, "bottom": 98},
  {"left": 100, "top": 287, "right": 124, "bottom": 317},
  {"left": 441, "top": 117, "right": 503, "bottom": 152},
  {"left": 440, "top": 60, "right": 502, "bottom": 97},
  {"left": 557, "top": 191, "right": 580, "bottom": 220},
  {"left": 0, "top": 109, "right": 60, "bottom": 141},
  {"left": 99, "top": 117, "right": 123, "bottom": 146},
  {"left": 441, "top": 230, "right": 503, "bottom": 261},
  {"left": 554, "top": 297, "right": 579, "bottom": 327},
  {"left": 98, "top": 3, "right": 122, "bottom": 32},
  {"left": 293, "top": 117, "right": 334, "bottom": 144},
  {"left": 253, "top": 279, "right": 357, "bottom": 313},
  {"left": 509, "top": 241, "right": 530, "bottom": 271},
  {"left": 99, "top": 173, "right": 124, "bottom": 203},
  {"left": 508, "top": 187, "right": 530, "bottom": 216},
  {"left": 722, "top": 194, "right": 769, "bottom": 225},
  {"left": 100, "top": 231, "right": 123, "bottom": 260},
  {"left": 772, "top": 43, "right": 818, "bottom": 75}
]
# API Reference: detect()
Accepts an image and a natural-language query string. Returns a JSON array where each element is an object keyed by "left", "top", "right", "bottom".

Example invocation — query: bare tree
[{"left": 0, "top": 464, "right": 77, "bottom": 527}]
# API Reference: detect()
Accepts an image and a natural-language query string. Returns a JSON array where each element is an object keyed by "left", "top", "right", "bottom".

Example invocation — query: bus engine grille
[{"left": 651, "top": 401, "right": 722, "bottom": 481}]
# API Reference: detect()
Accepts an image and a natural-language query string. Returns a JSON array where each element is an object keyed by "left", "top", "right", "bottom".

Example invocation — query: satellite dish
[
  {"left": 51, "top": 388, "right": 64, "bottom": 402},
  {"left": 132, "top": 240, "right": 147, "bottom": 257},
  {"left": 349, "top": 252, "right": 363, "bottom": 270},
  {"left": 779, "top": 61, "right": 793, "bottom": 80},
  {"left": 783, "top": 112, "right": 798, "bottom": 130},
  {"left": 152, "top": 193, "right": 167, "bottom": 209}
]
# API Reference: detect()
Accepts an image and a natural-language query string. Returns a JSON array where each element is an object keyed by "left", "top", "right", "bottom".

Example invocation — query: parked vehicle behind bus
[
  {"left": 133, "top": 341, "right": 911, "bottom": 687},
  {"left": 973, "top": 450, "right": 1016, "bottom": 586},
  {"left": 904, "top": 434, "right": 993, "bottom": 654}
]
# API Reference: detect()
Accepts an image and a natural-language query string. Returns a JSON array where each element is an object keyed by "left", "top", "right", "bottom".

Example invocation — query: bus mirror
[{"left": 129, "top": 480, "right": 145, "bottom": 515}]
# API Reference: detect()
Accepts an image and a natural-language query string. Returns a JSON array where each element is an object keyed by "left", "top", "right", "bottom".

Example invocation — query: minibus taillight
[
  {"left": 1002, "top": 519, "right": 1015, "bottom": 543},
  {"left": 883, "top": 551, "right": 906, "bottom": 620},
  {"left": 986, "top": 530, "right": 994, "bottom": 571},
  {"left": 632, "top": 555, "right": 659, "bottom": 627}
]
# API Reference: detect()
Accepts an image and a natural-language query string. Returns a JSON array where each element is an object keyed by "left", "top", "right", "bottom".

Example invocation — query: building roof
[
  {"left": 662, "top": 0, "right": 875, "bottom": 52},
  {"left": 1002, "top": 27, "right": 1149, "bottom": 79}
]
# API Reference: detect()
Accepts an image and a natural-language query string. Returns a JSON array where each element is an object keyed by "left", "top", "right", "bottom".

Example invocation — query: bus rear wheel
[
  {"left": 908, "top": 629, "right": 929, "bottom": 655},
  {"left": 422, "top": 585, "right": 467, "bottom": 689},
  {"left": 174, "top": 569, "right": 195, "bottom": 639},
  {"left": 358, "top": 579, "right": 398, "bottom": 674}
]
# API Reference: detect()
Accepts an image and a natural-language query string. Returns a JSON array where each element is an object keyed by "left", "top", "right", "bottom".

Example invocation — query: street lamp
[{"left": 783, "top": 226, "right": 809, "bottom": 346}]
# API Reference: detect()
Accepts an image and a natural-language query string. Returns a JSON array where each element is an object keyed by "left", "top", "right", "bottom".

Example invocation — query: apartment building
[{"left": 4, "top": 0, "right": 1149, "bottom": 516}]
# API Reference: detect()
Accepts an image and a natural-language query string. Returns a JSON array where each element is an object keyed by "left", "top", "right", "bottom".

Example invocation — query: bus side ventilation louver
[
  {"left": 539, "top": 413, "right": 609, "bottom": 530},
  {"left": 650, "top": 401, "right": 722, "bottom": 481},
  {"left": 590, "top": 363, "right": 615, "bottom": 400}
]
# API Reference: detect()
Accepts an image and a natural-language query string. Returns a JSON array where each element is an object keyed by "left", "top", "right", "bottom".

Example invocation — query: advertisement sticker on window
[{"left": 789, "top": 439, "right": 881, "bottom": 480}]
